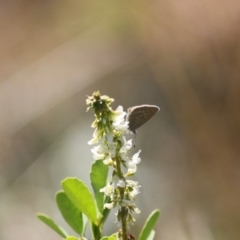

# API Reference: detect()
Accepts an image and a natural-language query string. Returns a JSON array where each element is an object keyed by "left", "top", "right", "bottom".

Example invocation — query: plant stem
[
  {"left": 121, "top": 206, "right": 127, "bottom": 240},
  {"left": 91, "top": 223, "right": 101, "bottom": 240},
  {"left": 115, "top": 153, "right": 127, "bottom": 240}
]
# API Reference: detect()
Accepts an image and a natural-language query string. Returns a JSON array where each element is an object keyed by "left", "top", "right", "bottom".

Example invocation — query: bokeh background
[{"left": 1, "top": 1, "right": 240, "bottom": 240}]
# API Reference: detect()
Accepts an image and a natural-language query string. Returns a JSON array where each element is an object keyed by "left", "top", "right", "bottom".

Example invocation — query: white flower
[
  {"left": 112, "top": 119, "right": 129, "bottom": 132},
  {"left": 127, "top": 180, "right": 141, "bottom": 200},
  {"left": 106, "top": 141, "right": 116, "bottom": 158},
  {"left": 126, "top": 180, "right": 140, "bottom": 188},
  {"left": 126, "top": 180, "right": 141, "bottom": 200},
  {"left": 104, "top": 202, "right": 114, "bottom": 209},
  {"left": 88, "top": 137, "right": 99, "bottom": 145},
  {"left": 126, "top": 150, "right": 141, "bottom": 175},
  {"left": 126, "top": 164, "right": 137, "bottom": 175},
  {"left": 119, "top": 137, "right": 132, "bottom": 163},
  {"left": 91, "top": 137, "right": 117, "bottom": 165},
  {"left": 91, "top": 119, "right": 98, "bottom": 128},
  {"left": 91, "top": 145, "right": 105, "bottom": 160},
  {"left": 132, "top": 150, "right": 141, "bottom": 164},
  {"left": 134, "top": 207, "right": 141, "bottom": 214},
  {"left": 117, "top": 179, "right": 125, "bottom": 188},
  {"left": 113, "top": 106, "right": 126, "bottom": 119},
  {"left": 100, "top": 183, "right": 114, "bottom": 196},
  {"left": 112, "top": 106, "right": 129, "bottom": 132},
  {"left": 120, "top": 137, "right": 132, "bottom": 154},
  {"left": 88, "top": 128, "right": 101, "bottom": 145},
  {"left": 103, "top": 155, "right": 113, "bottom": 165}
]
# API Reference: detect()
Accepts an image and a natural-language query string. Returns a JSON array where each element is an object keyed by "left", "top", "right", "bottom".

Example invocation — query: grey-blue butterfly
[{"left": 127, "top": 105, "right": 160, "bottom": 133}]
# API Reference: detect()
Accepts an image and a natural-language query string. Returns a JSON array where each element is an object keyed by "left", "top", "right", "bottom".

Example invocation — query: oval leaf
[
  {"left": 56, "top": 191, "right": 83, "bottom": 235},
  {"left": 61, "top": 178, "right": 97, "bottom": 222},
  {"left": 90, "top": 160, "right": 108, "bottom": 212},
  {"left": 37, "top": 213, "right": 68, "bottom": 238},
  {"left": 139, "top": 209, "right": 160, "bottom": 240}
]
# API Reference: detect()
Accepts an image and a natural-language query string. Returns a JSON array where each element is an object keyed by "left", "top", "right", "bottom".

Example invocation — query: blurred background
[{"left": 1, "top": 0, "right": 240, "bottom": 239}]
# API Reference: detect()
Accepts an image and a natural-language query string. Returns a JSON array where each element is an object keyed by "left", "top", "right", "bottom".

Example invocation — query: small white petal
[
  {"left": 117, "top": 180, "right": 125, "bottom": 188},
  {"left": 103, "top": 156, "right": 113, "bottom": 165},
  {"left": 134, "top": 207, "right": 141, "bottom": 214},
  {"left": 132, "top": 150, "right": 141, "bottom": 164},
  {"left": 116, "top": 105, "right": 123, "bottom": 112},
  {"left": 120, "top": 137, "right": 132, "bottom": 153},
  {"left": 126, "top": 180, "right": 137, "bottom": 186},
  {"left": 93, "top": 128, "right": 100, "bottom": 137},
  {"left": 126, "top": 160, "right": 137, "bottom": 175},
  {"left": 127, "top": 167, "right": 136, "bottom": 175},
  {"left": 104, "top": 202, "right": 114, "bottom": 209},
  {"left": 129, "top": 189, "right": 139, "bottom": 200},
  {"left": 114, "top": 106, "right": 126, "bottom": 117},
  {"left": 91, "top": 146, "right": 105, "bottom": 160},
  {"left": 88, "top": 137, "right": 99, "bottom": 145},
  {"left": 88, "top": 128, "right": 101, "bottom": 145},
  {"left": 100, "top": 184, "right": 113, "bottom": 196},
  {"left": 113, "top": 120, "right": 128, "bottom": 132},
  {"left": 112, "top": 106, "right": 128, "bottom": 132}
]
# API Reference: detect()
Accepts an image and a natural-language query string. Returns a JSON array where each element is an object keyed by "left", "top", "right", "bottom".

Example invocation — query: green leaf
[
  {"left": 147, "top": 230, "right": 155, "bottom": 240},
  {"left": 99, "top": 196, "right": 111, "bottom": 226},
  {"left": 37, "top": 213, "right": 68, "bottom": 238},
  {"left": 65, "top": 236, "right": 78, "bottom": 240},
  {"left": 100, "top": 237, "right": 116, "bottom": 240},
  {"left": 62, "top": 178, "right": 98, "bottom": 223},
  {"left": 100, "top": 233, "right": 118, "bottom": 240},
  {"left": 82, "top": 214, "right": 88, "bottom": 235},
  {"left": 139, "top": 209, "right": 160, "bottom": 240},
  {"left": 110, "top": 233, "right": 118, "bottom": 238},
  {"left": 56, "top": 191, "right": 83, "bottom": 235},
  {"left": 90, "top": 160, "right": 108, "bottom": 213}
]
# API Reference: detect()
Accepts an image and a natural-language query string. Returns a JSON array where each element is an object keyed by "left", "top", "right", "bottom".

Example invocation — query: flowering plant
[{"left": 37, "top": 91, "right": 160, "bottom": 240}]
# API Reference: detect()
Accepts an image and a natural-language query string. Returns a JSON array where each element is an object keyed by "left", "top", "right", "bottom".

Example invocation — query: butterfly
[{"left": 127, "top": 105, "right": 160, "bottom": 133}]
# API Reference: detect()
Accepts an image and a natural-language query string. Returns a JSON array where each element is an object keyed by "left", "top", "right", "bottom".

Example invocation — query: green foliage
[
  {"left": 100, "top": 232, "right": 118, "bottom": 240},
  {"left": 61, "top": 177, "right": 98, "bottom": 223},
  {"left": 99, "top": 196, "right": 111, "bottom": 226},
  {"left": 90, "top": 160, "right": 109, "bottom": 213},
  {"left": 147, "top": 230, "right": 156, "bottom": 240},
  {"left": 37, "top": 149, "right": 160, "bottom": 240},
  {"left": 139, "top": 210, "right": 160, "bottom": 240},
  {"left": 37, "top": 213, "right": 68, "bottom": 238},
  {"left": 37, "top": 92, "right": 161, "bottom": 239},
  {"left": 56, "top": 191, "right": 84, "bottom": 235}
]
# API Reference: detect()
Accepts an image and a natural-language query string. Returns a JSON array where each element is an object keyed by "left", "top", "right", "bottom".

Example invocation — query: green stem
[
  {"left": 115, "top": 155, "right": 123, "bottom": 178},
  {"left": 91, "top": 223, "right": 101, "bottom": 240},
  {"left": 121, "top": 206, "right": 128, "bottom": 240},
  {"left": 115, "top": 155, "right": 127, "bottom": 240},
  {"left": 114, "top": 139, "right": 128, "bottom": 240}
]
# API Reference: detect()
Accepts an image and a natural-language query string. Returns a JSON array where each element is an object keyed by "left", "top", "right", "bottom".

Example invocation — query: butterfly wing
[{"left": 127, "top": 105, "right": 160, "bottom": 133}]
